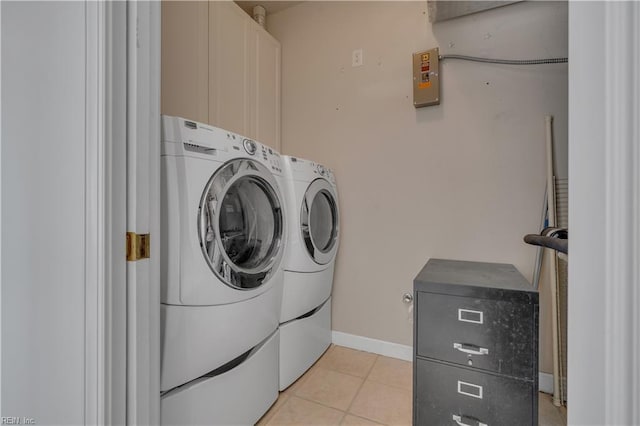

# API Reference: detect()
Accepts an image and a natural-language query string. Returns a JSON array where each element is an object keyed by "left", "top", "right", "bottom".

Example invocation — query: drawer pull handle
[
  {"left": 454, "top": 343, "right": 489, "bottom": 356},
  {"left": 452, "top": 414, "right": 488, "bottom": 426},
  {"left": 458, "top": 308, "right": 483, "bottom": 324}
]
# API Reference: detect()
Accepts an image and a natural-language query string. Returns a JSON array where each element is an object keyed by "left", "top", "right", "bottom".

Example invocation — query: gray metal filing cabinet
[{"left": 413, "top": 259, "right": 539, "bottom": 426}]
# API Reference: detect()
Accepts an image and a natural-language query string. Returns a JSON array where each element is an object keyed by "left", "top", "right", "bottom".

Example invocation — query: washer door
[
  {"left": 301, "top": 178, "right": 339, "bottom": 265},
  {"left": 198, "top": 159, "right": 284, "bottom": 289}
]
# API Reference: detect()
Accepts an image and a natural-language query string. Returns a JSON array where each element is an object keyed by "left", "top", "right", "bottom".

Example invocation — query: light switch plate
[{"left": 352, "top": 49, "right": 363, "bottom": 67}]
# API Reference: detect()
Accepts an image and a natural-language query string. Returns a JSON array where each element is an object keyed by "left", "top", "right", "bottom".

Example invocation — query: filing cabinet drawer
[
  {"left": 416, "top": 292, "right": 535, "bottom": 380},
  {"left": 415, "top": 358, "right": 536, "bottom": 426}
]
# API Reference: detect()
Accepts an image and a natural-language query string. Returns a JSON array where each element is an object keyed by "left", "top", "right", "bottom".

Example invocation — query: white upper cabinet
[
  {"left": 253, "top": 25, "right": 281, "bottom": 150},
  {"left": 162, "top": 1, "right": 281, "bottom": 150},
  {"left": 208, "top": 1, "right": 251, "bottom": 138},
  {"left": 161, "top": 1, "right": 209, "bottom": 124}
]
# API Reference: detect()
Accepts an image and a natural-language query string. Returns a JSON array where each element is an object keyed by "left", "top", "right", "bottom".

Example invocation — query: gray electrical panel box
[{"left": 413, "top": 47, "right": 440, "bottom": 108}]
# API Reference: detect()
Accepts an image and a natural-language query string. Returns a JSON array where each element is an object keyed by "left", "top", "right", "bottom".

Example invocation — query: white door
[
  {"left": 1, "top": 2, "right": 161, "bottom": 423},
  {"left": 568, "top": 2, "right": 640, "bottom": 424},
  {"left": 125, "top": 2, "right": 161, "bottom": 425},
  {"left": 1, "top": 1, "right": 120, "bottom": 423}
]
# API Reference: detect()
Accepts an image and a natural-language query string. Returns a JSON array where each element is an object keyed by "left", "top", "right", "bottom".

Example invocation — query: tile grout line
[
  {"left": 288, "top": 355, "right": 360, "bottom": 416},
  {"left": 296, "top": 350, "right": 383, "bottom": 419},
  {"left": 265, "top": 344, "right": 378, "bottom": 426},
  {"left": 286, "top": 394, "right": 348, "bottom": 417},
  {"left": 362, "top": 354, "right": 413, "bottom": 393},
  {"left": 349, "top": 355, "right": 413, "bottom": 426},
  {"left": 289, "top": 367, "right": 362, "bottom": 414},
  {"left": 315, "top": 364, "right": 376, "bottom": 381},
  {"left": 343, "top": 412, "right": 389, "bottom": 426},
  {"left": 342, "top": 354, "right": 381, "bottom": 421},
  {"left": 259, "top": 392, "right": 290, "bottom": 425},
  {"left": 364, "top": 354, "right": 380, "bottom": 378},
  {"left": 365, "top": 376, "right": 413, "bottom": 393},
  {"left": 266, "top": 393, "right": 349, "bottom": 425},
  {"left": 275, "top": 346, "right": 398, "bottom": 425},
  {"left": 317, "top": 345, "right": 380, "bottom": 380}
]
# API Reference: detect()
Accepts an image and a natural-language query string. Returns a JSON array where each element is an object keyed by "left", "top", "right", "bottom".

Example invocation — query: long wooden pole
[{"left": 545, "top": 115, "right": 562, "bottom": 407}]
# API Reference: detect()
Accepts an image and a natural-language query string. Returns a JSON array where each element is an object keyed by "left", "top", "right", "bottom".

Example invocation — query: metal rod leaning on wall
[
  {"left": 545, "top": 115, "right": 562, "bottom": 407},
  {"left": 532, "top": 187, "right": 548, "bottom": 290}
]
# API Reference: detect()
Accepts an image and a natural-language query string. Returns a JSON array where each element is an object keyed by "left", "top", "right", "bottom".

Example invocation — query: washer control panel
[
  {"left": 259, "top": 145, "right": 282, "bottom": 174},
  {"left": 243, "top": 138, "right": 257, "bottom": 155},
  {"left": 164, "top": 117, "right": 284, "bottom": 172}
]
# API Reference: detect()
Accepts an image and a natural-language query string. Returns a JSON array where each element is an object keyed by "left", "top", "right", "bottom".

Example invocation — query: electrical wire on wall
[{"left": 439, "top": 54, "right": 567, "bottom": 65}]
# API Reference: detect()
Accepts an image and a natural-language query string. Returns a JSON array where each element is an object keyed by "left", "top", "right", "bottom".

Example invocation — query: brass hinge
[{"left": 126, "top": 232, "right": 150, "bottom": 261}]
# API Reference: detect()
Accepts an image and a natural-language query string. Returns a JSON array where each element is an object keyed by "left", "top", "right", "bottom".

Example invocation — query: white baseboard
[
  {"left": 539, "top": 372, "right": 554, "bottom": 394},
  {"left": 331, "top": 331, "right": 412, "bottom": 361},
  {"left": 332, "top": 330, "right": 556, "bottom": 394}
]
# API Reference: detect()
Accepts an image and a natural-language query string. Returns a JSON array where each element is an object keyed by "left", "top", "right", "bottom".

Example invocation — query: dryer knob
[
  {"left": 243, "top": 139, "right": 257, "bottom": 155},
  {"left": 317, "top": 165, "right": 326, "bottom": 176}
]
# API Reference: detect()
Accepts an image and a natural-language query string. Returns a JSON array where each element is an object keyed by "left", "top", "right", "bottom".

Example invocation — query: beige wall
[{"left": 269, "top": 1, "right": 567, "bottom": 374}]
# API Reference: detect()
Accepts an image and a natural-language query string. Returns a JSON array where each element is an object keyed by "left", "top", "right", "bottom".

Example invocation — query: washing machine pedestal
[{"left": 161, "top": 330, "right": 279, "bottom": 425}]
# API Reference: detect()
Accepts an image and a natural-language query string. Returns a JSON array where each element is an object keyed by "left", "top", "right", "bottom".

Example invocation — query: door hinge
[{"left": 126, "top": 232, "right": 150, "bottom": 261}]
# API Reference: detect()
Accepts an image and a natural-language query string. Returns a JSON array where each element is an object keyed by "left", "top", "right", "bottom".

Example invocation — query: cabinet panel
[
  {"left": 254, "top": 28, "right": 281, "bottom": 150},
  {"left": 161, "top": 1, "right": 209, "bottom": 123},
  {"left": 162, "top": 1, "right": 280, "bottom": 149},
  {"left": 209, "top": 1, "right": 250, "bottom": 137}
]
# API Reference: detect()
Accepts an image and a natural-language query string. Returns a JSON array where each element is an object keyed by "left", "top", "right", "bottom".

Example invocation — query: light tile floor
[{"left": 257, "top": 345, "right": 567, "bottom": 425}]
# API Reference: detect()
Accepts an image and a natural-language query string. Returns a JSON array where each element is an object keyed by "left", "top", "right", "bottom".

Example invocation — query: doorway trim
[
  {"left": 602, "top": 2, "right": 640, "bottom": 424},
  {"left": 85, "top": 1, "right": 107, "bottom": 423},
  {"left": 568, "top": 2, "right": 640, "bottom": 424}
]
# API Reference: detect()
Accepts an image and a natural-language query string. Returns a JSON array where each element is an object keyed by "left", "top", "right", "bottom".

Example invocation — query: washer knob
[
  {"left": 243, "top": 139, "right": 257, "bottom": 155},
  {"left": 317, "top": 165, "right": 326, "bottom": 176}
]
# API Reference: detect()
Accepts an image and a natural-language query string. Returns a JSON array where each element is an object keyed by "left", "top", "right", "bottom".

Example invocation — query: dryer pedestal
[
  {"left": 280, "top": 266, "right": 334, "bottom": 323},
  {"left": 161, "top": 330, "right": 279, "bottom": 426},
  {"left": 279, "top": 297, "right": 331, "bottom": 390}
]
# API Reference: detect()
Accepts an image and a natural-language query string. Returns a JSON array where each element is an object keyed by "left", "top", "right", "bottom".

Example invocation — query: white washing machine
[
  {"left": 279, "top": 156, "right": 340, "bottom": 390},
  {"left": 160, "top": 115, "right": 286, "bottom": 424}
]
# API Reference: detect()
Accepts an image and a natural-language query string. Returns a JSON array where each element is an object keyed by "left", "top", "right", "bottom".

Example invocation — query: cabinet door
[
  {"left": 253, "top": 28, "right": 281, "bottom": 150},
  {"left": 161, "top": 1, "right": 209, "bottom": 123},
  {"left": 208, "top": 1, "right": 251, "bottom": 137}
]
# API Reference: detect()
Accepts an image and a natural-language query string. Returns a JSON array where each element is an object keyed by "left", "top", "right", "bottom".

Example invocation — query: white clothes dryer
[
  {"left": 160, "top": 116, "right": 286, "bottom": 423},
  {"left": 279, "top": 156, "right": 339, "bottom": 390},
  {"left": 280, "top": 156, "right": 339, "bottom": 321}
]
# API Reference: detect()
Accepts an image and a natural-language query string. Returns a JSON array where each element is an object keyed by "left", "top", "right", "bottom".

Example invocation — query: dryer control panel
[{"left": 288, "top": 157, "right": 336, "bottom": 186}]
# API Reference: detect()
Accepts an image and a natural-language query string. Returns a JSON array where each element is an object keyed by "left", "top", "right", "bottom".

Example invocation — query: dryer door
[
  {"left": 301, "top": 178, "right": 339, "bottom": 265},
  {"left": 198, "top": 159, "right": 285, "bottom": 289}
]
